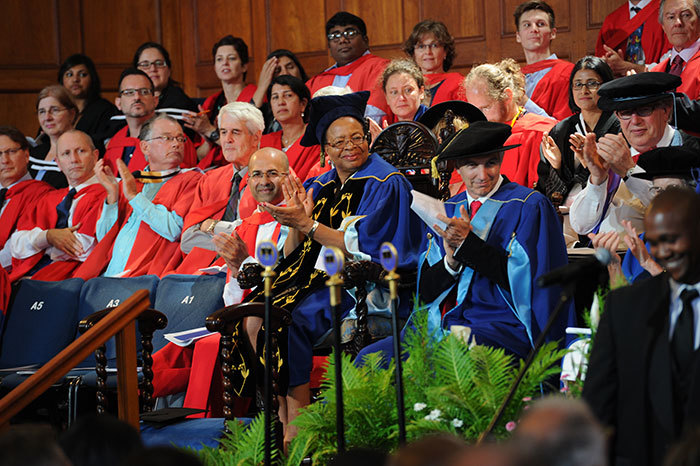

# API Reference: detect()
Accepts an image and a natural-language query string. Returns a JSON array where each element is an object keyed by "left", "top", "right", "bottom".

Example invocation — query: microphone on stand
[{"left": 537, "top": 248, "right": 613, "bottom": 288}]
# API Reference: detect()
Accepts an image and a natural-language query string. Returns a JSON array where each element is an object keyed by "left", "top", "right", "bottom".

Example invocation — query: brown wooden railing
[{"left": 0, "top": 289, "right": 151, "bottom": 431}]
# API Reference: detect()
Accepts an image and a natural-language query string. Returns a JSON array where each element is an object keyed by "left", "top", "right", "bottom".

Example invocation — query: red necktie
[
  {"left": 669, "top": 55, "right": 685, "bottom": 77},
  {"left": 470, "top": 200, "right": 482, "bottom": 218}
]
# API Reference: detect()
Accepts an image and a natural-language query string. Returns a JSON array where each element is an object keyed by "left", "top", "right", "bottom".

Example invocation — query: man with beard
[{"left": 103, "top": 69, "right": 197, "bottom": 173}]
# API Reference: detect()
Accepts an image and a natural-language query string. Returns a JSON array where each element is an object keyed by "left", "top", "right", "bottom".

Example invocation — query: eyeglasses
[
  {"left": 137, "top": 60, "right": 167, "bottom": 69},
  {"left": 147, "top": 135, "right": 186, "bottom": 144},
  {"left": 616, "top": 105, "right": 657, "bottom": 120},
  {"left": 327, "top": 28, "right": 360, "bottom": 42},
  {"left": 37, "top": 106, "right": 67, "bottom": 117},
  {"left": 325, "top": 134, "right": 366, "bottom": 150},
  {"left": 119, "top": 88, "right": 153, "bottom": 97},
  {"left": 250, "top": 170, "right": 288, "bottom": 180},
  {"left": 415, "top": 42, "right": 443, "bottom": 51},
  {"left": 572, "top": 80, "right": 602, "bottom": 91},
  {"left": 0, "top": 147, "right": 22, "bottom": 157}
]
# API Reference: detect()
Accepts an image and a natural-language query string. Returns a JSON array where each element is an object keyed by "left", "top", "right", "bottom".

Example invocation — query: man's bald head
[
  {"left": 645, "top": 187, "right": 700, "bottom": 284},
  {"left": 248, "top": 147, "right": 289, "bottom": 205},
  {"left": 56, "top": 130, "right": 98, "bottom": 186}
]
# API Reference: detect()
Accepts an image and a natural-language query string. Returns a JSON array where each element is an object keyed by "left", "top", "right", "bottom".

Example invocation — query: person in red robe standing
[
  {"left": 176, "top": 102, "right": 264, "bottom": 274},
  {"left": 259, "top": 75, "right": 321, "bottom": 181},
  {"left": 514, "top": 1, "right": 575, "bottom": 121},
  {"left": 103, "top": 69, "right": 198, "bottom": 174},
  {"left": 465, "top": 59, "right": 556, "bottom": 189},
  {"left": 306, "top": 11, "right": 390, "bottom": 123},
  {"left": 402, "top": 20, "right": 465, "bottom": 106},
  {"left": 74, "top": 114, "right": 203, "bottom": 279},
  {"left": 8, "top": 130, "right": 106, "bottom": 282},
  {"left": 0, "top": 127, "right": 53, "bottom": 272},
  {"left": 596, "top": 0, "right": 670, "bottom": 77},
  {"left": 651, "top": 0, "right": 700, "bottom": 99}
]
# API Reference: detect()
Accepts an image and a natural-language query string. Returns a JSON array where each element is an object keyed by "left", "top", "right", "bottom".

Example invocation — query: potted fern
[{"left": 196, "top": 311, "right": 568, "bottom": 465}]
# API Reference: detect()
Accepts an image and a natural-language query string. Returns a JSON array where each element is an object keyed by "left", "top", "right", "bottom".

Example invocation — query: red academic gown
[
  {"left": 425, "top": 72, "right": 466, "bottom": 105},
  {"left": 0, "top": 180, "right": 53, "bottom": 252},
  {"left": 651, "top": 48, "right": 700, "bottom": 99},
  {"left": 596, "top": 0, "right": 670, "bottom": 64},
  {"left": 259, "top": 131, "right": 321, "bottom": 181},
  {"left": 196, "top": 85, "right": 259, "bottom": 169},
  {"left": 503, "top": 113, "right": 557, "bottom": 189},
  {"left": 521, "top": 59, "right": 575, "bottom": 121},
  {"left": 152, "top": 210, "right": 282, "bottom": 418},
  {"left": 103, "top": 125, "right": 199, "bottom": 174},
  {"left": 175, "top": 165, "right": 257, "bottom": 274},
  {"left": 73, "top": 170, "right": 204, "bottom": 280},
  {"left": 9, "top": 183, "right": 107, "bottom": 282},
  {"left": 306, "top": 53, "right": 391, "bottom": 118}
]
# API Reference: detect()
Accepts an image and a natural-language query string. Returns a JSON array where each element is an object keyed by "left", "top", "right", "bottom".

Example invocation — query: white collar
[
  {"left": 70, "top": 174, "right": 100, "bottom": 193},
  {"left": 671, "top": 36, "right": 700, "bottom": 61},
  {"left": 670, "top": 278, "right": 700, "bottom": 301},
  {"left": 2, "top": 172, "right": 32, "bottom": 190},
  {"left": 629, "top": 0, "right": 651, "bottom": 16},
  {"left": 466, "top": 175, "right": 504, "bottom": 205},
  {"left": 629, "top": 125, "right": 676, "bottom": 156}
]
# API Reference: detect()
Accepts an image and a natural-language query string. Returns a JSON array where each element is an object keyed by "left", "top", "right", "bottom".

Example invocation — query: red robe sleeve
[
  {"left": 522, "top": 60, "right": 575, "bottom": 121},
  {"left": 501, "top": 113, "right": 556, "bottom": 189},
  {"left": 426, "top": 72, "right": 466, "bottom": 105},
  {"left": 652, "top": 50, "right": 700, "bottom": 99},
  {"left": 12, "top": 184, "right": 107, "bottom": 282},
  {"left": 0, "top": 180, "right": 53, "bottom": 249}
]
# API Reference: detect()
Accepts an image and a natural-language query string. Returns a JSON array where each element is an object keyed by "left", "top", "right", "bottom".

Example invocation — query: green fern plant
[{"left": 194, "top": 309, "right": 568, "bottom": 465}]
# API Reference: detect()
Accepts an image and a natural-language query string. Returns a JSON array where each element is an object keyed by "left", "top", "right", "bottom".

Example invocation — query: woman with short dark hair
[
  {"left": 403, "top": 20, "right": 464, "bottom": 105},
  {"left": 58, "top": 53, "right": 118, "bottom": 143}
]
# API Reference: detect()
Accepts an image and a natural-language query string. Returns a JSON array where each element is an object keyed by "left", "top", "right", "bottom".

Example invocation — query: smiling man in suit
[{"left": 584, "top": 187, "right": 700, "bottom": 466}]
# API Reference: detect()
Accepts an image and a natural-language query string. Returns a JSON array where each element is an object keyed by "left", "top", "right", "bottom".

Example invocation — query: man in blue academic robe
[{"left": 360, "top": 121, "right": 574, "bottom": 363}]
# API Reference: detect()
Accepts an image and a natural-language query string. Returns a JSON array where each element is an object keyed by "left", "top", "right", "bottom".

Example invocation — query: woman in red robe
[
  {"left": 259, "top": 75, "right": 322, "bottom": 181},
  {"left": 403, "top": 20, "right": 465, "bottom": 106}
]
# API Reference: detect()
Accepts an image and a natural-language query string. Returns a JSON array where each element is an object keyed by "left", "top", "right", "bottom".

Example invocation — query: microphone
[{"left": 537, "top": 248, "right": 613, "bottom": 288}]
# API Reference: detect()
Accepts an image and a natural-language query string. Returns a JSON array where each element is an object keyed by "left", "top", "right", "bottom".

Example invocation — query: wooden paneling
[
  {"left": 0, "top": 0, "right": 626, "bottom": 134},
  {"left": 83, "top": 0, "right": 159, "bottom": 65},
  {"left": 0, "top": 1, "right": 60, "bottom": 66},
  {"left": 268, "top": 0, "right": 327, "bottom": 52}
]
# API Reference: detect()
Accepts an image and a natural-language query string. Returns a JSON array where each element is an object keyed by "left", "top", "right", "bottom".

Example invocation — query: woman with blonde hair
[{"left": 463, "top": 58, "right": 556, "bottom": 189}]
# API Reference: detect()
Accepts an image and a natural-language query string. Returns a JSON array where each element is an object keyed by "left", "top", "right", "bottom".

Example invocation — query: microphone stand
[
  {"left": 477, "top": 282, "right": 575, "bottom": 444},
  {"left": 257, "top": 242, "right": 278, "bottom": 466},
  {"left": 380, "top": 242, "right": 406, "bottom": 444},
  {"left": 324, "top": 248, "right": 346, "bottom": 454}
]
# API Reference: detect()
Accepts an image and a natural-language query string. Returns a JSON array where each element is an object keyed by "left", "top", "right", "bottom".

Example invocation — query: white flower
[
  {"left": 413, "top": 402, "right": 427, "bottom": 412},
  {"left": 424, "top": 409, "right": 442, "bottom": 421},
  {"left": 451, "top": 418, "right": 463, "bottom": 428}
]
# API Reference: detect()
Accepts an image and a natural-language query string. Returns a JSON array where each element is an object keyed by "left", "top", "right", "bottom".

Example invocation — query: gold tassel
[
  {"left": 320, "top": 148, "right": 325, "bottom": 167},
  {"left": 430, "top": 156, "right": 439, "bottom": 179}
]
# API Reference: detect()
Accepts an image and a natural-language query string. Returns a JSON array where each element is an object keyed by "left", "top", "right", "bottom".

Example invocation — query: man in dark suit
[{"left": 583, "top": 187, "right": 700, "bottom": 466}]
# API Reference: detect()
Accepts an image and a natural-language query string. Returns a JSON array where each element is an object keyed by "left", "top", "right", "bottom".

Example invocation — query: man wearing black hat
[
  {"left": 590, "top": 147, "right": 700, "bottom": 286},
  {"left": 360, "top": 121, "right": 574, "bottom": 364},
  {"left": 583, "top": 187, "right": 700, "bottom": 466},
  {"left": 245, "top": 91, "right": 423, "bottom": 442},
  {"left": 570, "top": 72, "right": 700, "bottom": 241}
]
